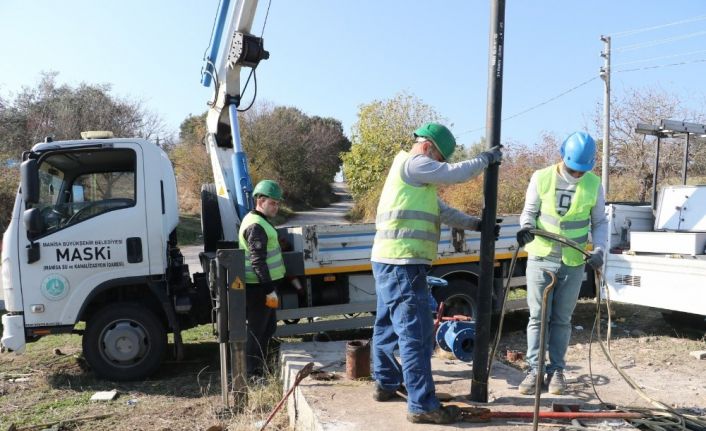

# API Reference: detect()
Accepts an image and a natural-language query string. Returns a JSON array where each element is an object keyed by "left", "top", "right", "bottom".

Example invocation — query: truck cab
[{"left": 1, "top": 135, "right": 204, "bottom": 380}]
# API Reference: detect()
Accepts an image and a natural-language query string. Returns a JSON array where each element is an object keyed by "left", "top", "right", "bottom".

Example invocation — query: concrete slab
[{"left": 279, "top": 341, "right": 624, "bottom": 431}]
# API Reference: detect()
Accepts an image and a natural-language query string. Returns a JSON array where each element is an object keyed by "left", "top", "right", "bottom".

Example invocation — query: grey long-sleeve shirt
[
  {"left": 519, "top": 166, "right": 608, "bottom": 262},
  {"left": 373, "top": 152, "right": 489, "bottom": 265}
]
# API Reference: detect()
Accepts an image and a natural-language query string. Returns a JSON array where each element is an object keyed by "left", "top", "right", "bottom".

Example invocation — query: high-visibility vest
[
  {"left": 371, "top": 151, "right": 440, "bottom": 261},
  {"left": 238, "top": 212, "right": 285, "bottom": 284},
  {"left": 524, "top": 163, "right": 600, "bottom": 266}
]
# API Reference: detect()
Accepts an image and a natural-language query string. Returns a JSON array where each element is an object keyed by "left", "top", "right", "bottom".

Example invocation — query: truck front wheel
[{"left": 83, "top": 303, "right": 166, "bottom": 381}]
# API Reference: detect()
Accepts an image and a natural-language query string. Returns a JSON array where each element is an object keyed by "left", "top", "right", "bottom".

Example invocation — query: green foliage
[
  {"left": 0, "top": 72, "right": 169, "bottom": 158},
  {"left": 175, "top": 214, "right": 203, "bottom": 246},
  {"left": 0, "top": 155, "right": 19, "bottom": 229},
  {"left": 170, "top": 113, "right": 211, "bottom": 213},
  {"left": 341, "top": 92, "right": 442, "bottom": 200},
  {"left": 240, "top": 105, "right": 351, "bottom": 208}
]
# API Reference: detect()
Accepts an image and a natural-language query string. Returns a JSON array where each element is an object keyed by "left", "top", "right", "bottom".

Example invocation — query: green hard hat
[
  {"left": 253, "top": 180, "right": 283, "bottom": 201},
  {"left": 413, "top": 122, "right": 456, "bottom": 160}
]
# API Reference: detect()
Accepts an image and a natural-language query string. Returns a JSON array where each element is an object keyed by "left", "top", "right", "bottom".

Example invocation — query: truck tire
[
  {"left": 201, "top": 183, "right": 223, "bottom": 253},
  {"left": 433, "top": 278, "right": 478, "bottom": 320},
  {"left": 83, "top": 303, "right": 166, "bottom": 381}
]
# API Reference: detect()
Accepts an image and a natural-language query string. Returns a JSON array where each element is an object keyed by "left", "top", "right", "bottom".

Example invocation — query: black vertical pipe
[
  {"left": 471, "top": 0, "right": 505, "bottom": 403},
  {"left": 652, "top": 137, "right": 661, "bottom": 210},
  {"left": 682, "top": 133, "right": 690, "bottom": 185}
]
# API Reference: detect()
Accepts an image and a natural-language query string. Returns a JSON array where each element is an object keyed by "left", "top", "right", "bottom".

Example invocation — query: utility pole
[
  {"left": 600, "top": 35, "right": 611, "bottom": 195},
  {"left": 471, "top": 0, "right": 505, "bottom": 403}
]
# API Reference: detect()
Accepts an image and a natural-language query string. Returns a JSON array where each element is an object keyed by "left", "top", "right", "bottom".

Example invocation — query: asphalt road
[{"left": 282, "top": 182, "right": 352, "bottom": 226}]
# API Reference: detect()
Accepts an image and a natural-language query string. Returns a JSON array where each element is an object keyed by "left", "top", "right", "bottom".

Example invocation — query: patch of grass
[
  {"left": 176, "top": 213, "right": 203, "bottom": 246},
  {"left": 20, "top": 392, "right": 93, "bottom": 424},
  {"left": 508, "top": 287, "right": 527, "bottom": 301}
]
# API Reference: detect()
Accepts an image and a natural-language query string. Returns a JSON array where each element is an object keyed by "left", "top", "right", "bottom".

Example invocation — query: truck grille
[{"left": 614, "top": 274, "right": 641, "bottom": 287}]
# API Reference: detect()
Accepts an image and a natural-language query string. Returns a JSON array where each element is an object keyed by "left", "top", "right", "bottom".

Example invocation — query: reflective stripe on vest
[
  {"left": 524, "top": 163, "right": 600, "bottom": 266},
  {"left": 371, "top": 151, "right": 440, "bottom": 261},
  {"left": 238, "top": 212, "right": 286, "bottom": 284}
]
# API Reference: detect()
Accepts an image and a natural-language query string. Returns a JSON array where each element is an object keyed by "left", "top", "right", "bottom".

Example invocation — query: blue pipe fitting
[{"left": 435, "top": 320, "right": 476, "bottom": 362}]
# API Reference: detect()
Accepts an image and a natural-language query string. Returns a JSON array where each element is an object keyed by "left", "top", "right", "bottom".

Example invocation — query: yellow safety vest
[
  {"left": 524, "top": 163, "right": 600, "bottom": 266},
  {"left": 371, "top": 151, "right": 440, "bottom": 261},
  {"left": 238, "top": 212, "right": 285, "bottom": 284}
]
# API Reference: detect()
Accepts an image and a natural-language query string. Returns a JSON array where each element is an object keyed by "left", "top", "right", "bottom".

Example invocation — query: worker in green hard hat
[
  {"left": 370, "top": 122, "right": 503, "bottom": 424},
  {"left": 238, "top": 179, "right": 285, "bottom": 379}
]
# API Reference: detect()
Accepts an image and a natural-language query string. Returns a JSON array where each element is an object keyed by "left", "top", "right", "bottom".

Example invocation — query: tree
[
  {"left": 341, "top": 92, "right": 443, "bottom": 217},
  {"left": 0, "top": 72, "right": 170, "bottom": 157},
  {"left": 170, "top": 113, "right": 211, "bottom": 213},
  {"left": 440, "top": 134, "right": 559, "bottom": 216},
  {"left": 239, "top": 105, "right": 351, "bottom": 208},
  {"left": 594, "top": 87, "right": 706, "bottom": 202}
]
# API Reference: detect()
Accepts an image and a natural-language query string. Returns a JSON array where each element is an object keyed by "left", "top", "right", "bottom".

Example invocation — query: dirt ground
[
  {"left": 496, "top": 300, "right": 706, "bottom": 414},
  {"left": 1, "top": 301, "right": 705, "bottom": 430}
]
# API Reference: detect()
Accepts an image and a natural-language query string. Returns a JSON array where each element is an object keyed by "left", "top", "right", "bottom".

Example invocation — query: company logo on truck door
[
  {"left": 41, "top": 239, "right": 125, "bottom": 271},
  {"left": 41, "top": 274, "right": 70, "bottom": 300}
]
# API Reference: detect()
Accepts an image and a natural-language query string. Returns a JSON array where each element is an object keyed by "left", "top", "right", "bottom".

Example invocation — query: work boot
[
  {"left": 547, "top": 369, "right": 567, "bottom": 395},
  {"left": 372, "top": 383, "right": 404, "bottom": 402},
  {"left": 518, "top": 369, "right": 541, "bottom": 395},
  {"left": 407, "top": 405, "right": 462, "bottom": 424}
]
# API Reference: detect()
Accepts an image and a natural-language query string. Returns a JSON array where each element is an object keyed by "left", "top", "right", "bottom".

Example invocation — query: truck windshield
[{"left": 32, "top": 148, "right": 136, "bottom": 237}]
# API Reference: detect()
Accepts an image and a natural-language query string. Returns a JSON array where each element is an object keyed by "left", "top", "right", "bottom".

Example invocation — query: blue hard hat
[{"left": 560, "top": 132, "right": 596, "bottom": 172}]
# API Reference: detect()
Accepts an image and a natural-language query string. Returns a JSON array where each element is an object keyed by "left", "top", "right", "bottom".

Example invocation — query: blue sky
[{"left": 1, "top": 1, "right": 705, "bottom": 149}]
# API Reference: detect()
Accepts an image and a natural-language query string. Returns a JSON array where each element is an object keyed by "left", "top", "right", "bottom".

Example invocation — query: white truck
[
  {"left": 603, "top": 120, "right": 706, "bottom": 321},
  {"left": 0, "top": 0, "right": 531, "bottom": 381}
]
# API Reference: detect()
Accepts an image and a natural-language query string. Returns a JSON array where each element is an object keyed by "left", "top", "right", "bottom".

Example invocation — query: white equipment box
[
  {"left": 630, "top": 231, "right": 706, "bottom": 255},
  {"left": 655, "top": 185, "right": 706, "bottom": 231}
]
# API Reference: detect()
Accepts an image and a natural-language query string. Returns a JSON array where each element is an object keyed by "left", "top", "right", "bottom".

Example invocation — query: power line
[
  {"left": 613, "top": 49, "right": 706, "bottom": 67},
  {"left": 457, "top": 76, "right": 599, "bottom": 136},
  {"left": 614, "top": 30, "right": 706, "bottom": 52},
  {"left": 610, "top": 13, "right": 706, "bottom": 38},
  {"left": 616, "top": 57, "right": 706, "bottom": 73}
]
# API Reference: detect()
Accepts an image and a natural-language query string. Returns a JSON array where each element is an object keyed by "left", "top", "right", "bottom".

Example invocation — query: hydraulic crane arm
[{"left": 200, "top": 0, "right": 269, "bottom": 239}]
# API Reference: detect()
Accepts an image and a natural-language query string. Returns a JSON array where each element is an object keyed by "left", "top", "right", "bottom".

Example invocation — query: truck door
[{"left": 18, "top": 146, "right": 149, "bottom": 328}]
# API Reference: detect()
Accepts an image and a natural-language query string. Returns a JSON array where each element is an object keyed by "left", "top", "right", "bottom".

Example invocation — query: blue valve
[{"left": 435, "top": 320, "right": 476, "bottom": 362}]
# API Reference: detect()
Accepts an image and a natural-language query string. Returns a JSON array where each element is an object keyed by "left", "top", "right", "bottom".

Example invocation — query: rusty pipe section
[{"left": 346, "top": 340, "right": 371, "bottom": 379}]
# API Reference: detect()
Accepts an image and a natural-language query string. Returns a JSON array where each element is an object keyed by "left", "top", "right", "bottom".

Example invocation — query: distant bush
[{"left": 0, "top": 161, "right": 19, "bottom": 229}]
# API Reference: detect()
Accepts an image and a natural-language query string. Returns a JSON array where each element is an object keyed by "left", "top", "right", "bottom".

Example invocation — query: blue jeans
[
  {"left": 372, "top": 262, "right": 438, "bottom": 414},
  {"left": 525, "top": 257, "right": 584, "bottom": 374}
]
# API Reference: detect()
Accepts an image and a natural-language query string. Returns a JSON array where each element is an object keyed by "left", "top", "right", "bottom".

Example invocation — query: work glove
[
  {"left": 585, "top": 250, "right": 604, "bottom": 270},
  {"left": 265, "top": 291, "right": 279, "bottom": 309},
  {"left": 474, "top": 218, "right": 502, "bottom": 240},
  {"left": 516, "top": 227, "right": 534, "bottom": 247},
  {"left": 481, "top": 145, "right": 503, "bottom": 165}
]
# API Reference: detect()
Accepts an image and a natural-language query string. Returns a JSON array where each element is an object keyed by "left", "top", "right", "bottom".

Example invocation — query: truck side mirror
[
  {"left": 21, "top": 159, "right": 39, "bottom": 204},
  {"left": 23, "top": 208, "right": 44, "bottom": 235}
]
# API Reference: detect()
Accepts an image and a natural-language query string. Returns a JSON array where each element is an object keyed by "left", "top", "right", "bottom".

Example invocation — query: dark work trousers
[{"left": 245, "top": 283, "right": 278, "bottom": 376}]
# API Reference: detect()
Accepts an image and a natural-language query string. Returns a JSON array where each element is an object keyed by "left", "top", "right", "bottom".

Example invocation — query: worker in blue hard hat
[
  {"left": 515, "top": 131, "right": 608, "bottom": 396},
  {"left": 370, "top": 122, "right": 503, "bottom": 425},
  {"left": 238, "top": 179, "right": 286, "bottom": 379}
]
